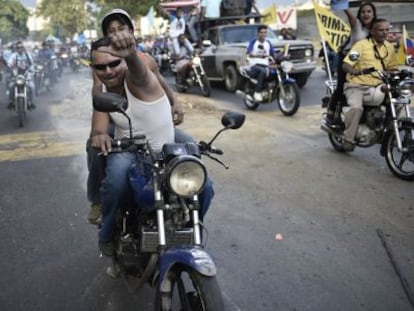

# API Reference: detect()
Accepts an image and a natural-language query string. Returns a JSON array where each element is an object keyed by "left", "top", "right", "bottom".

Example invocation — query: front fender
[{"left": 158, "top": 245, "right": 217, "bottom": 289}]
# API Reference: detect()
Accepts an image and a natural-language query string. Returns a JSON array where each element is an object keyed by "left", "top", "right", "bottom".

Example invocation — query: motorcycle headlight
[
  {"left": 16, "top": 75, "right": 25, "bottom": 85},
  {"left": 61, "top": 53, "right": 68, "bottom": 58},
  {"left": 281, "top": 61, "right": 294, "bottom": 73},
  {"left": 162, "top": 54, "right": 168, "bottom": 60},
  {"left": 165, "top": 156, "right": 207, "bottom": 197},
  {"left": 192, "top": 56, "right": 201, "bottom": 66},
  {"left": 305, "top": 49, "right": 313, "bottom": 57},
  {"left": 36, "top": 64, "right": 44, "bottom": 71},
  {"left": 398, "top": 80, "right": 414, "bottom": 97}
]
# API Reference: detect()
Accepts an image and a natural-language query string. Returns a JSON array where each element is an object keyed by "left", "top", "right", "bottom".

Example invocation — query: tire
[
  {"left": 243, "top": 80, "right": 259, "bottom": 110},
  {"left": 155, "top": 265, "right": 224, "bottom": 311},
  {"left": 328, "top": 132, "right": 346, "bottom": 152},
  {"left": 384, "top": 128, "right": 414, "bottom": 180},
  {"left": 277, "top": 83, "right": 300, "bottom": 116},
  {"left": 200, "top": 75, "right": 211, "bottom": 97},
  {"left": 17, "top": 98, "right": 25, "bottom": 128},
  {"left": 224, "top": 65, "right": 241, "bottom": 92},
  {"left": 175, "top": 76, "right": 187, "bottom": 93},
  {"left": 292, "top": 73, "right": 309, "bottom": 88}
]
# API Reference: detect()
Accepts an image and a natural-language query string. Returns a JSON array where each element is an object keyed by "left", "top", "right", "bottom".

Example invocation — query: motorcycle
[
  {"left": 152, "top": 46, "right": 171, "bottom": 74},
  {"left": 320, "top": 66, "right": 414, "bottom": 180},
  {"left": 237, "top": 57, "right": 301, "bottom": 116},
  {"left": 7, "top": 68, "right": 34, "bottom": 127},
  {"left": 32, "top": 62, "right": 51, "bottom": 95},
  {"left": 175, "top": 55, "right": 211, "bottom": 97},
  {"left": 93, "top": 92, "right": 245, "bottom": 310},
  {"left": 69, "top": 53, "right": 81, "bottom": 72}
]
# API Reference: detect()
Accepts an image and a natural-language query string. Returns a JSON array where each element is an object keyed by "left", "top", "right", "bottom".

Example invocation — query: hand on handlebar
[{"left": 91, "top": 134, "right": 112, "bottom": 155}]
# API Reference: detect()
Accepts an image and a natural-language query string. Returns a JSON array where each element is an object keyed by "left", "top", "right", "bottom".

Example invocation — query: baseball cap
[{"left": 101, "top": 8, "right": 134, "bottom": 36}]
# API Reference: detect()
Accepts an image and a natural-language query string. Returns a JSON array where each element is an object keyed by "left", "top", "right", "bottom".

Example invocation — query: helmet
[{"left": 101, "top": 8, "right": 134, "bottom": 36}]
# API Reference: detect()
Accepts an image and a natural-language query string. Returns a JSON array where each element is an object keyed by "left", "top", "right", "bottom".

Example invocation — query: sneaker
[
  {"left": 28, "top": 104, "right": 36, "bottom": 110},
  {"left": 99, "top": 240, "right": 115, "bottom": 257},
  {"left": 253, "top": 92, "right": 263, "bottom": 102},
  {"left": 342, "top": 140, "right": 355, "bottom": 152},
  {"left": 88, "top": 203, "right": 102, "bottom": 225},
  {"left": 7, "top": 102, "right": 14, "bottom": 110}
]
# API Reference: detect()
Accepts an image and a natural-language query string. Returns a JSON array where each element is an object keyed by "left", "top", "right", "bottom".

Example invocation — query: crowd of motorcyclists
[{"left": 0, "top": 39, "right": 88, "bottom": 109}]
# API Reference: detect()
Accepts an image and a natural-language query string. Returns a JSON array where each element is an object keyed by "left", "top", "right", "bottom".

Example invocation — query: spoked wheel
[
  {"left": 328, "top": 132, "right": 346, "bottom": 152},
  {"left": 175, "top": 76, "right": 187, "bottom": 93},
  {"left": 155, "top": 265, "right": 224, "bottom": 311},
  {"left": 385, "top": 127, "right": 414, "bottom": 180},
  {"left": 277, "top": 83, "right": 300, "bottom": 116},
  {"left": 200, "top": 75, "right": 211, "bottom": 97},
  {"left": 16, "top": 98, "right": 26, "bottom": 128},
  {"left": 243, "top": 80, "right": 259, "bottom": 110}
]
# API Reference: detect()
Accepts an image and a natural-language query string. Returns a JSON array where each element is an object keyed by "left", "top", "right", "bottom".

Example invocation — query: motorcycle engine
[{"left": 356, "top": 108, "right": 384, "bottom": 146}]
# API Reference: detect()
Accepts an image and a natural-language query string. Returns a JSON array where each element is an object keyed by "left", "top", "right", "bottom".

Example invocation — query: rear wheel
[
  {"left": 243, "top": 80, "right": 259, "bottom": 110},
  {"left": 155, "top": 265, "right": 224, "bottom": 311},
  {"left": 16, "top": 97, "right": 25, "bottom": 128},
  {"left": 385, "top": 127, "right": 414, "bottom": 180},
  {"left": 277, "top": 83, "right": 300, "bottom": 116}
]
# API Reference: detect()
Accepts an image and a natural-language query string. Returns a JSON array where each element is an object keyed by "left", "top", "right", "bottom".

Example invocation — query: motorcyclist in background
[
  {"left": 7, "top": 41, "right": 35, "bottom": 109},
  {"left": 173, "top": 34, "right": 194, "bottom": 87},
  {"left": 246, "top": 25, "right": 284, "bottom": 102},
  {"left": 340, "top": 18, "right": 399, "bottom": 152}
]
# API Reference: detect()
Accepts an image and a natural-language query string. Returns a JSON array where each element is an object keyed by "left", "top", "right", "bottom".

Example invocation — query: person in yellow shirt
[{"left": 341, "top": 18, "right": 399, "bottom": 152}]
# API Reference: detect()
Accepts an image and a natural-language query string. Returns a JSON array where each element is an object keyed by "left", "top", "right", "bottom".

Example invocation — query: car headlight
[
  {"left": 192, "top": 56, "right": 201, "bottom": 65},
  {"left": 165, "top": 155, "right": 207, "bottom": 197},
  {"left": 398, "top": 80, "right": 414, "bottom": 97},
  {"left": 305, "top": 49, "right": 312, "bottom": 57},
  {"left": 16, "top": 75, "right": 25, "bottom": 85},
  {"left": 281, "top": 61, "right": 294, "bottom": 73}
]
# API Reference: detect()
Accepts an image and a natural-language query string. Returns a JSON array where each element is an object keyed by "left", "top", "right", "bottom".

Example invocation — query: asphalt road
[{"left": 0, "top": 66, "right": 413, "bottom": 311}]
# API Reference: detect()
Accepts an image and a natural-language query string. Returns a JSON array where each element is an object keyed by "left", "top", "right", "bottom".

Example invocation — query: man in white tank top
[
  {"left": 89, "top": 33, "right": 214, "bottom": 256},
  {"left": 90, "top": 33, "right": 175, "bottom": 255}
]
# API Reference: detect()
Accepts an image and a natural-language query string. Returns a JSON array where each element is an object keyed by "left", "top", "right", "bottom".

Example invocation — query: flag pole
[{"left": 321, "top": 38, "right": 334, "bottom": 92}]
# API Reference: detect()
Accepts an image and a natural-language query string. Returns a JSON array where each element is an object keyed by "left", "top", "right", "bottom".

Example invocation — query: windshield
[{"left": 221, "top": 26, "right": 277, "bottom": 44}]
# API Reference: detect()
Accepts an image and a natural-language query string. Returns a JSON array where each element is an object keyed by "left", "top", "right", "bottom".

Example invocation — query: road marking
[{"left": 0, "top": 127, "right": 89, "bottom": 162}]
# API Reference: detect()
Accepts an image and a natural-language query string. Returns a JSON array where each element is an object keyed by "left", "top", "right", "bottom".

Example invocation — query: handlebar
[{"left": 198, "top": 141, "right": 223, "bottom": 155}]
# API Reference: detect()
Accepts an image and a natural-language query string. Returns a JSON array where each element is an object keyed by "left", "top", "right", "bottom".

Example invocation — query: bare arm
[
  {"left": 145, "top": 53, "right": 184, "bottom": 124},
  {"left": 344, "top": 9, "right": 357, "bottom": 29}
]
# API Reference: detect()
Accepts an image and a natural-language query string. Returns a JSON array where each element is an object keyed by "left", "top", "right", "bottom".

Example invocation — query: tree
[
  {"left": 37, "top": 0, "right": 91, "bottom": 39},
  {"left": 0, "top": 0, "right": 30, "bottom": 43},
  {"left": 93, "top": 0, "right": 158, "bottom": 19}
]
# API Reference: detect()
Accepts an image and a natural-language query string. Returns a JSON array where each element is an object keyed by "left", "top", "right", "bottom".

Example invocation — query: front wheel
[
  {"left": 384, "top": 127, "right": 414, "bottom": 180},
  {"left": 243, "top": 80, "right": 259, "bottom": 110},
  {"left": 155, "top": 265, "right": 224, "bottom": 311},
  {"left": 277, "top": 83, "right": 300, "bottom": 116},
  {"left": 16, "top": 97, "right": 26, "bottom": 128},
  {"left": 200, "top": 75, "right": 211, "bottom": 97},
  {"left": 224, "top": 65, "right": 241, "bottom": 92}
]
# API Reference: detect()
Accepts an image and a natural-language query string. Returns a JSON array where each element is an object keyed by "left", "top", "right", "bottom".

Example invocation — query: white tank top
[{"left": 109, "top": 82, "right": 174, "bottom": 152}]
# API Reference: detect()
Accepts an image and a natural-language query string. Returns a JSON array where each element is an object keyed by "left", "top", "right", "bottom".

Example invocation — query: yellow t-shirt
[{"left": 343, "top": 38, "right": 399, "bottom": 86}]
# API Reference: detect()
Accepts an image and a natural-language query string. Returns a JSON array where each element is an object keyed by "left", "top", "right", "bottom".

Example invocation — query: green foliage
[
  {"left": 93, "top": 0, "right": 159, "bottom": 19},
  {"left": 37, "top": 0, "right": 91, "bottom": 38},
  {"left": 0, "top": 0, "right": 30, "bottom": 43}
]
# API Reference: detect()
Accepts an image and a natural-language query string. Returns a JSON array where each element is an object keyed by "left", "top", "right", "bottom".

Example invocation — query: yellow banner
[
  {"left": 262, "top": 4, "right": 277, "bottom": 25},
  {"left": 313, "top": 1, "right": 350, "bottom": 52}
]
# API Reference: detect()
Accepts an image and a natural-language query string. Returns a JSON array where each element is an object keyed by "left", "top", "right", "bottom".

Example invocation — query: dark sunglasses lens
[{"left": 94, "top": 59, "right": 121, "bottom": 70}]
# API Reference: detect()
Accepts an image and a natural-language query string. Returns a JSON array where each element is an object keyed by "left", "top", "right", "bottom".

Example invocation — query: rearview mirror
[
  {"left": 93, "top": 92, "right": 127, "bottom": 113},
  {"left": 221, "top": 111, "right": 245, "bottom": 129}
]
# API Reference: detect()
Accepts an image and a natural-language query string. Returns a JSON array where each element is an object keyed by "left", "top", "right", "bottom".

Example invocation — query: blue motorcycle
[
  {"left": 93, "top": 92, "right": 245, "bottom": 310},
  {"left": 238, "top": 57, "right": 301, "bottom": 116}
]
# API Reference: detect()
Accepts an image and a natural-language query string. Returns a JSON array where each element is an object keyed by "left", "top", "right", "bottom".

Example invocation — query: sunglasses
[
  {"left": 92, "top": 59, "right": 122, "bottom": 71},
  {"left": 16, "top": 46, "right": 23, "bottom": 49}
]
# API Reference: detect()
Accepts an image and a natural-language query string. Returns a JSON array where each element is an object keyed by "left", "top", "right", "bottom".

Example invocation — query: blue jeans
[
  {"left": 99, "top": 152, "right": 214, "bottom": 242},
  {"left": 249, "top": 65, "right": 267, "bottom": 92}
]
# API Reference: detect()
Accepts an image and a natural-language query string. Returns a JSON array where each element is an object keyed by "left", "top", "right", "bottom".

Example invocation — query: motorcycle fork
[
  {"left": 14, "top": 86, "right": 27, "bottom": 112},
  {"left": 276, "top": 70, "right": 285, "bottom": 98},
  {"left": 388, "top": 88, "right": 413, "bottom": 152},
  {"left": 193, "top": 64, "right": 204, "bottom": 88}
]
